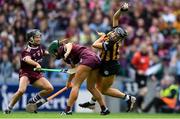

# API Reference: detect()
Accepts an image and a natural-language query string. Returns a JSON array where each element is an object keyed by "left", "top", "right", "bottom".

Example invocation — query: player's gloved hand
[{"left": 121, "top": 3, "right": 128, "bottom": 12}]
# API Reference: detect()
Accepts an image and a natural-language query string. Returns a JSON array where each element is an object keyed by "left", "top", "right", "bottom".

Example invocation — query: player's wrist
[
  {"left": 120, "top": 8, "right": 128, "bottom": 12},
  {"left": 35, "top": 63, "right": 41, "bottom": 68}
]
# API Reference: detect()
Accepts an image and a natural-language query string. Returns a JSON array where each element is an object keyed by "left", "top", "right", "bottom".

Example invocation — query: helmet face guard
[
  {"left": 48, "top": 40, "right": 64, "bottom": 59},
  {"left": 108, "top": 27, "right": 127, "bottom": 43},
  {"left": 48, "top": 40, "right": 59, "bottom": 56},
  {"left": 26, "top": 29, "right": 42, "bottom": 45}
]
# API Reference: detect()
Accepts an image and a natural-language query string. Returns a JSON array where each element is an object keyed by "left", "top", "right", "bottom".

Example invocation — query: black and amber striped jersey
[{"left": 100, "top": 36, "right": 121, "bottom": 61}]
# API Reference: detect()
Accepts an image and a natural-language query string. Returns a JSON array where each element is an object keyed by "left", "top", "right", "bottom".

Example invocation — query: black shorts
[
  {"left": 99, "top": 60, "right": 120, "bottom": 77},
  {"left": 135, "top": 73, "right": 148, "bottom": 88}
]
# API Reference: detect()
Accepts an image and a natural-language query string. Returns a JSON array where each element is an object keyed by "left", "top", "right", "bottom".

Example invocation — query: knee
[
  {"left": 99, "top": 88, "right": 108, "bottom": 95},
  {"left": 46, "top": 85, "right": 54, "bottom": 93},
  {"left": 96, "top": 85, "right": 107, "bottom": 95},
  {"left": 100, "top": 90, "right": 106, "bottom": 95},
  {"left": 49, "top": 86, "right": 54, "bottom": 93},
  {"left": 71, "top": 86, "right": 80, "bottom": 98}
]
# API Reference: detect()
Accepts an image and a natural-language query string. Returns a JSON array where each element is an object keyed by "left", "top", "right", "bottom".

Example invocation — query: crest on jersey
[{"left": 104, "top": 70, "right": 109, "bottom": 75}]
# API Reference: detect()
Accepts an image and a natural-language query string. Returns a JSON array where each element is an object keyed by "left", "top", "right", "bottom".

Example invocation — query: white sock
[
  {"left": 8, "top": 104, "right": 12, "bottom": 110},
  {"left": 90, "top": 98, "right": 96, "bottom": 104},
  {"left": 124, "top": 94, "right": 130, "bottom": 101}
]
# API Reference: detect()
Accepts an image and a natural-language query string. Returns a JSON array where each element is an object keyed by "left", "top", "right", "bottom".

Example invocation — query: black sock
[
  {"left": 100, "top": 105, "right": 106, "bottom": 111},
  {"left": 36, "top": 98, "right": 47, "bottom": 108},
  {"left": 136, "top": 96, "right": 144, "bottom": 108},
  {"left": 29, "top": 94, "right": 42, "bottom": 103},
  {"left": 65, "top": 106, "right": 71, "bottom": 112}
]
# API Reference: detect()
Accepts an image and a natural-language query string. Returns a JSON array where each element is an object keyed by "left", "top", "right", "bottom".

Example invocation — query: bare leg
[
  {"left": 27, "top": 77, "right": 54, "bottom": 105},
  {"left": 80, "top": 74, "right": 136, "bottom": 112},
  {"left": 136, "top": 87, "right": 148, "bottom": 111},
  {"left": 87, "top": 69, "right": 110, "bottom": 115},
  {"left": 4, "top": 76, "right": 30, "bottom": 114},
  {"left": 26, "top": 77, "right": 54, "bottom": 112},
  {"left": 32, "top": 77, "right": 54, "bottom": 97},
  {"left": 9, "top": 76, "right": 29, "bottom": 108},
  {"left": 87, "top": 69, "right": 106, "bottom": 107},
  {"left": 96, "top": 75, "right": 125, "bottom": 98},
  {"left": 67, "top": 65, "right": 90, "bottom": 110}
]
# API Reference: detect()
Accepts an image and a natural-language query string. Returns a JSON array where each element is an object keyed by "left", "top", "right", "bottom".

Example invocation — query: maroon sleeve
[{"left": 21, "top": 49, "right": 31, "bottom": 60}]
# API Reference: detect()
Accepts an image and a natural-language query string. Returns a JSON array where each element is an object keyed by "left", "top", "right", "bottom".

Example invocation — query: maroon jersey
[
  {"left": 57, "top": 44, "right": 100, "bottom": 69},
  {"left": 20, "top": 45, "right": 45, "bottom": 71},
  {"left": 19, "top": 45, "right": 45, "bottom": 84}
]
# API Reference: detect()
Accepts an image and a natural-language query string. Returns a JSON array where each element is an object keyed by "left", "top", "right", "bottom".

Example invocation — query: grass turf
[{"left": 0, "top": 112, "right": 180, "bottom": 119}]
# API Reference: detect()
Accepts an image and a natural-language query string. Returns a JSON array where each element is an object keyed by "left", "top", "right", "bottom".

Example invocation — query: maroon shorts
[
  {"left": 19, "top": 69, "right": 44, "bottom": 84},
  {"left": 80, "top": 50, "right": 101, "bottom": 69}
]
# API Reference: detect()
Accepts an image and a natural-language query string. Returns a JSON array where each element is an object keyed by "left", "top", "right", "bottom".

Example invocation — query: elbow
[
  {"left": 92, "top": 42, "right": 98, "bottom": 48},
  {"left": 92, "top": 44, "right": 101, "bottom": 49}
]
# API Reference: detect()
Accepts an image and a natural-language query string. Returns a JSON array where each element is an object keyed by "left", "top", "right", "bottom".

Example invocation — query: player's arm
[
  {"left": 23, "top": 56, "right": 41, "bottom": 68},
  {"left": 92, "top": 34, "right": 106, "bottom": 49},
  {"left": 113, "top": 3, "right": 128, "bottom": 27},
  {"left": 64, "top": 43, "right": 73, "bottom": 59},
  {"left": 66, "top": 64, "right": 76, "bottom": 88},
  {"left": 113, "top": 9, "right": 121, "bottom": 27}
]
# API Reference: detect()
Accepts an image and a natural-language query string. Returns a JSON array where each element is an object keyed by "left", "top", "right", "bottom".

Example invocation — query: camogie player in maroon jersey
[
  {"left": 48, "top": 40, "right": 110, "bottom": 115},
  {"left": 4, "top": 29, "right": 54, "bottom": 114}
]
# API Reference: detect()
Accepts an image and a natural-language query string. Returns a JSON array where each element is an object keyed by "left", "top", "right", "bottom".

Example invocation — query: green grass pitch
[{"left": 0, "top": 112, "right": 180, "bottom": 119}]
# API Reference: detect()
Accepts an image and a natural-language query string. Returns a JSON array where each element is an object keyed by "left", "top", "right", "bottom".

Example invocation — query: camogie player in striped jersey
[{"left": 79, "top": 3, "right": 136, "bottom": 112}]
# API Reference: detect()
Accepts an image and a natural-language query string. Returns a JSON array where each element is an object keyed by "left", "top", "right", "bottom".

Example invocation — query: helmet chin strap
[
  {"left": 29, "top": 37, "right": 40, "bottom": 46},
  {"left": 29, "top": 37, "right": 35, "bottom": 44}
]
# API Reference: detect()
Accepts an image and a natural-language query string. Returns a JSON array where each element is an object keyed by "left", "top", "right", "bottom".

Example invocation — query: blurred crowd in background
[{"left": 0, "top": 0, "right": 180, "bottom": 113}]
